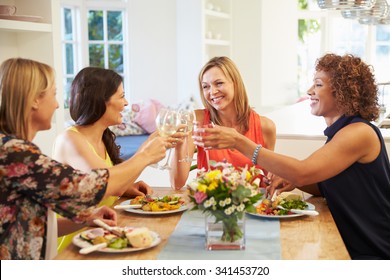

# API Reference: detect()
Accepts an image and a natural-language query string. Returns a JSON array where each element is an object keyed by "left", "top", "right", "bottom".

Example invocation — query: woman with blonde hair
[
  {"left": 170, "top": 56, "right": 276, "bottom": 189},
  {"left": 0, "top": 58, "right": 168, "bottom": 259}
]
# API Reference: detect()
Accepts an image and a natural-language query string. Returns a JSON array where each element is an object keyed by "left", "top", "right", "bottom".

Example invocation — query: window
[
  {"left": 61, "top": 0, "right": 127, "bottom": 109},
  {"left": 88, "top": 10, "right": 124, "bottom": 72},
  {"left": 297, "top": 0, "right": 390, "bottom": 101},
  {"left": 61, "top": 6, "right": 79, "bottom": 109}
]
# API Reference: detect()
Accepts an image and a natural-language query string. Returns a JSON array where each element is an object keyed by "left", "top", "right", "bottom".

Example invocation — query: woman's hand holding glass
[{"left": 137, "top": 134, "right": 169, "bottom": 165}]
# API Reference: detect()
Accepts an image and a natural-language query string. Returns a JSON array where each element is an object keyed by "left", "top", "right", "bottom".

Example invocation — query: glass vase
[{"left": 205, "top": 214, "right": 246, "bottom": 250}]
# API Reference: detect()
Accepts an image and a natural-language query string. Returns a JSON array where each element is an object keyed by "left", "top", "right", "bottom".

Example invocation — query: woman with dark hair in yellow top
[{"left": 53, "top": 67, "right": 166, "bottom": 252}]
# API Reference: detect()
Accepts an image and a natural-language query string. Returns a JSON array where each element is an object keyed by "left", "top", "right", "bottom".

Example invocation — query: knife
[
  {"left": 93, "top": 219, "right": 124, "bottom": 236},
  {"left": 114, "top": 204, "right": 142, "bottom": 210},
  {"left": 79, "top": 242, "right": 107, "bottom": 254},
  {"left": 277, "top": 206, "right": 319, "bottom": 216}
]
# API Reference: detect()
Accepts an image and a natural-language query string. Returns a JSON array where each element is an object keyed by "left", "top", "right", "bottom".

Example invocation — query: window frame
[{"left": 60, "top": 0, "right": 128, "bottom": 110}]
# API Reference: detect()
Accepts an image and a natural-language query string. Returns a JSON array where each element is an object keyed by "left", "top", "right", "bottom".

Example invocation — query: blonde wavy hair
[{"left": 0, "top": 58, "right": 55, "bottom": 139}]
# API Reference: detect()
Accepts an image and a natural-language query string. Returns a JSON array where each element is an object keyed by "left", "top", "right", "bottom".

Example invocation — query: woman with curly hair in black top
[{"left": 193, "top": 53, "right": 390, "bottom": 259}]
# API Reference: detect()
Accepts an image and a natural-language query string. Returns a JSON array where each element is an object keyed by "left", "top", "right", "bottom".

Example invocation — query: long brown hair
[
  {"left": 69, "top": 67, "right": 123, "bottom": 164},
  {"left": 0, "top": 58, "right": 55, "bottom": 139},
  {"left": 198, "top": 56, "right": 251, "bottom": 133}
]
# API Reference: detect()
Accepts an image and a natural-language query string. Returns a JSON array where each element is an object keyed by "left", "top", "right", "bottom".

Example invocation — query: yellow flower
[
  {"left": 205, "top": 169, "right": 222, "bottom": 181},
  {"left": 245, "top": 170, "right": 252, "bottom": 181},
  {"left": 207, "top": 181, "right": 218, "bottom": 191},
  {"left": 197, "top": 184, "right": 208, "bottom": 193}
]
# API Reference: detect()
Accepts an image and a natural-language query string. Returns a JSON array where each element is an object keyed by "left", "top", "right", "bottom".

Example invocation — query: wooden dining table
[{"left": 55, "top": 187, "right": 350, "bottom": 260}]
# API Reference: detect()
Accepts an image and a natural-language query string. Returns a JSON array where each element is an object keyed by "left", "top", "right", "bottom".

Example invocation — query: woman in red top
[{"left": 170, "top": 56, "right": 276, "bottom": 189}]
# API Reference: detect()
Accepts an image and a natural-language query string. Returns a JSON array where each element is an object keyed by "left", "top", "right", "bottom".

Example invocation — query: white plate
[
  {"left": 246, "top": 202, "right": 315, "bottom": 219},
  {"left": 119, "top": 199, "right": 188, "bottom": 215},
  {"left": 72, "top": 227, "right": 161, "bottom": 253},
  {"left": 0, "top": 14, "right": 43, "bottom": 22}
]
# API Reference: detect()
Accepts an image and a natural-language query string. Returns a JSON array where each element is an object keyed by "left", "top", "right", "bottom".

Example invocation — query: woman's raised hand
[
  {"left": 138, "top": 136, "right": 169, "bottom": 165},
  {"left": 192, "top": 124, "right": 240, "bottom": 150}
]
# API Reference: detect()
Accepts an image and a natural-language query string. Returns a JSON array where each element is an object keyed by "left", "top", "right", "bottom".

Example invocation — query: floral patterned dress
[{"left": 0, "top": 134, "right": 109, "bottom": 260}]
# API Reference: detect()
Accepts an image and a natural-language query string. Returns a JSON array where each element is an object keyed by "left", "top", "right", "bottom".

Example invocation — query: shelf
[
  {"left": 205, "top": 9, "right": 230, "bottom": 19},
  {"left": 205, "top": 38, "right": 230, "bottom": 46},
  {"left": 0, "top": 19, "right": 52, "bottom": 33}
]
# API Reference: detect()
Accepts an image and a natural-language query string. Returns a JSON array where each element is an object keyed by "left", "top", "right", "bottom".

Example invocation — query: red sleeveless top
[{"left": 197, "top": 109, "right": 265, "bottom": 171}]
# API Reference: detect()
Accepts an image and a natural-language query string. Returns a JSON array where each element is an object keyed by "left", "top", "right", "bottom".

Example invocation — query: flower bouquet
[{"left": 187, "top": 162, "right": 263, "bottom": 249}]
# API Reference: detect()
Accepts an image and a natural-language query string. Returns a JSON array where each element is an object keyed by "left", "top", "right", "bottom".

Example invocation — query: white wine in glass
[
  {"left": 178, "top": 109, "right": 196, "bottom": 163},
  {"left": 151, "top": 108, "right": 180, "bottom": 170}
]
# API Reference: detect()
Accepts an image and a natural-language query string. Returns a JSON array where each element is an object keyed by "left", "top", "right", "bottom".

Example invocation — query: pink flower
[
  {"left": 7, "top": 163, "right": 29, "bottom": 177},
  {"left": 194, "top": 191, "right": 207, "bottom": 204}
]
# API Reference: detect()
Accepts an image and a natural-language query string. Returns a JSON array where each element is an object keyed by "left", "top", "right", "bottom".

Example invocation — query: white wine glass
[
  {"left": 178, "top": 108, "right": 196, "bottom": 163},
  {"left": 151, "top": 108, "right": 180, "bottom": 170}
]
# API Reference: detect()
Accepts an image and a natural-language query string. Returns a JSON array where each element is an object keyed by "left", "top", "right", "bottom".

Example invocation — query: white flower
[
  {"left": 188, "top": 181, "right": 199, "bottom": 191},
  {"left": 224, "top": 207, "right": 233, "bottom": 215},
  {"left": 203, "top": 199, "right": 213, "bottom": 208},
  {"left": 252, "top": 178, "right": 261, "bottom": 187},
  {"left": 237, "top": 203, "right": 245, "bottom": 212},
  {"left": 225, "top": 198, "right": 232, "bottom": 205},
  {"left": 219, "top": 200, "right": 226, "bottom": 207}
]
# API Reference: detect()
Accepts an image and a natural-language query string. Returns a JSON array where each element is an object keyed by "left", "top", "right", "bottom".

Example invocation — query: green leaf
[{"left": 245, "top": 204, "right": 256, "bottom": 214}]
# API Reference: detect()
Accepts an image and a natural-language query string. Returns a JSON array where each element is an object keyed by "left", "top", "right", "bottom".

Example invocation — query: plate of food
[
  {"left": 116, "top": 195, "right": 188, "bottom": 215},
  {"left": 73, "top": 226, "right": 161, "bottom": 254},
  {"left": 246, "top": 192, "right": 317, "bottom": 219}
]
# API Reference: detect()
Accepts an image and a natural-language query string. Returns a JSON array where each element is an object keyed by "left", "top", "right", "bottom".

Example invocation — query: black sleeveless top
[{"left": 318, "top": 116, "right": 390, "bottom": 259}]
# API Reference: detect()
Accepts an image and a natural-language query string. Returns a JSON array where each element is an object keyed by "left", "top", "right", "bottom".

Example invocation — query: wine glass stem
[
  {"left": 184, "top": 136, "right": 189, "bottom": 160},
  {"left": 161, "top": 148, "right": 173, "bottom": 169},
  {"left": 178, "top": 135, "right": 189, "bottom": 162},
  {"left": 205, "top": 149, "right": 210, "bottom": 171}
]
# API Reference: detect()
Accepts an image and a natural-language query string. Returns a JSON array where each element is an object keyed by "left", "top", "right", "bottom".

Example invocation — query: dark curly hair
[
  {"left": 315, "top": 53, "right": 379, "bottom": 121},
  {"left": 69, "top": 67, "right": 123, "bottom": 164}
]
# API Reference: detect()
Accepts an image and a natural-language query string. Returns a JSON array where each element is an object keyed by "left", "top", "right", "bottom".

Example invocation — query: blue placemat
[{"left": 157, "top": 210, "right": 281, "bottom": 260}]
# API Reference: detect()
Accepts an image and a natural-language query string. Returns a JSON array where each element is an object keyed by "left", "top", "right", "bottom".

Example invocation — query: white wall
[
  {"left": 128, "top": 0, "right": 178, "bottom": 106},
  {"left": 176, "top": 0, "right": 204, "bottom": 107},
  {"left": 258, "top": 0, "right": 298, "bottom": 111},
  {"left": 231, "top": 0, "right": 262, "bottom": 112}
]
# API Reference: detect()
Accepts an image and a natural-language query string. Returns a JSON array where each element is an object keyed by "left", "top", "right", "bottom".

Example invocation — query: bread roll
[{"left": 126, "top": 227, "right": 153, "bottom": 248}]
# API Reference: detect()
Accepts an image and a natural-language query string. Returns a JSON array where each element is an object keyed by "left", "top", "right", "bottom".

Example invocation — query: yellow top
[{"left": 57, "top": 126, "right": 118, "bottom": 253}]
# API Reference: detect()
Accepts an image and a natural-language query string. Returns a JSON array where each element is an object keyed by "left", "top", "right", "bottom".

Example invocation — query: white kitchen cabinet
[
  {"left": 176, "top": 0, "right": 232, "bottom": 106},
  {"left": 0, "top": 0, "right": 63, "bottom": 156},
  {"left": 203, "top": 0, "right": 232, "bottom": 61}
]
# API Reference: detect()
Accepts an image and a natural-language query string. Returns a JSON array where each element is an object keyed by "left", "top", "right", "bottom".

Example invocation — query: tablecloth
[{"left": 157, "top": 210, "right": 281, "bottom": 260}]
